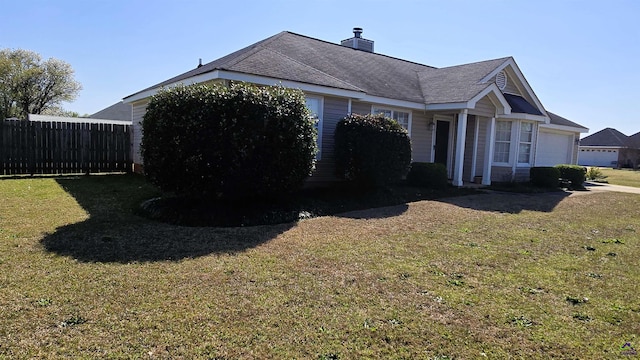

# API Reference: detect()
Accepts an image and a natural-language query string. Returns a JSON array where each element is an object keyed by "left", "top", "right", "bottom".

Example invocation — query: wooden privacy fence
[{"left": 0, "top": 119, "right": 131, "bottom": 175}]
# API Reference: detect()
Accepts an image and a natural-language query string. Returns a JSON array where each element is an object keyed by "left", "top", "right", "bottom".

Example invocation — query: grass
[
  {"left": 140, "top": 182, "right": 478, "bottom": 227},
  {"left": 1, "top": 174, "right": 640, "bottom": 358},
  {"left": 596, "top": 168, "right": 640, "bottom": 188}
]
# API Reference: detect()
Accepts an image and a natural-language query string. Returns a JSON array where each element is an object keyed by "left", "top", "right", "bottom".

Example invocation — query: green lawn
[
  {"left": 597, "top": 168, "right": 640, "bottom": 188},
  {"left": 1, "top": 175, "right": 639, "bottom": 359}
]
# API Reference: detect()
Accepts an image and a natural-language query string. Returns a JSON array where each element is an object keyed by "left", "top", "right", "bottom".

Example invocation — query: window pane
[
  {"left": 394, "top": 111, "right": 409, "bottom": 130},
  {"left": 518, "top": 143, "right": 531, "bottom": 163},
  {"left": 306, "top": 97, "right": 322, "bottom": 160},
  {"left": 494, "top": 142, "right": 510, "bottom": 163},
  {"left": 374, "top": 108, "right": 392, "bottom": 118},
  {"left": 496, "top": 121, "right": 512, "bottom": 141},
  {"left": 494, "top": 121, "right": 512, "bottom": 163},
  {"left": 520, "top": 122, "right": 533, "bottom": 142}
]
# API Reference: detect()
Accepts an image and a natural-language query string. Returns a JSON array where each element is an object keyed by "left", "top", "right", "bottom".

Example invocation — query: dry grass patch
[{"left": 0, "top": 175, "right": 639, "bottom": 358}]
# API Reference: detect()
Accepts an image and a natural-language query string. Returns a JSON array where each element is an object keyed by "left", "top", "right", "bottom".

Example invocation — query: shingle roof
[
  {"left": 628, "top": 132, "right": 640, "bottom": 148},
  {"left": 123, "top": 31, "right": 587, "bottom": 132},
  {"left": 90, "top": 101, "right": 131, "bottom": 121},
  {"left": 547, "top": 112, "right": 587, "bottom": 129},
  {"left": 126, "top": 31, "right": 509, "bottom": 105},
  {"left": 580, "top": 128, "right": 630, "bottom": 147}
]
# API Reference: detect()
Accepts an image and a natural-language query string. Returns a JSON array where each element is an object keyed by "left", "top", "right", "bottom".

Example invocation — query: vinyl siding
[
  {"left": 472, "top": 97, "right": 496, "bottom": 118},
  {"left": 410, "top": 112, "right": 431, "bottom": 162},
  {"left": 475, "top": 117, "right": 487, "bottom": 176},
  {"left": 131, "top": 100, "right": 148, "bottom": 166},
  {"left": 486, "top": 72, "right": 521, "bottom": 96},
  {"left": 502, "top": 74, "right": 521, "bottom": 95},
  {"left": 463, "top": 116, "right": 476, "bottom": 180},
  {"left": 310, "top": 96, "right": 349, "bottom": 182},
  {"left": 351, "top": 101, "right": 371, "bottom": 115}
]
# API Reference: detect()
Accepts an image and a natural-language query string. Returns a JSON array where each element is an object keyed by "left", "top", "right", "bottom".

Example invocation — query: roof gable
[
  {"left": 580, "top": 128, "right": 630, "bottom": 147},
  {"left": 418, "top": 57, "right": 510, "bottom": 104},
  {"left": 480, "top": 58, "right": 547, "bottom": 118}
]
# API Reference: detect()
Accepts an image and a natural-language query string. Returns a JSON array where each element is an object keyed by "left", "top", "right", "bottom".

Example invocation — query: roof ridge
[
  {"left": 439, "top": 56, "right": 512, "bottom": 70},
  {"left": 216, "top": 31, "right": 289, "bottom": 69},
  {"left": 608, "top": 127, "right": 629, "bottom": 143},
  {"left": 282, "top": 31, "right": 437, "bottom": 70}
]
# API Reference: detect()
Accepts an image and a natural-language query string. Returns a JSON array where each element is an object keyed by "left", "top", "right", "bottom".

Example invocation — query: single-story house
[
  {"left": 27, "top": 102, "right": 133, "bottom": 125},
  {"left": 90, "top": 101, "right": 132, "bottom": 122},
  {"left": 123, "top": 28, "right": 588, "bottom": 186},
  {"left": 578, "top": 128, "right": 640, "bottom": 168}
]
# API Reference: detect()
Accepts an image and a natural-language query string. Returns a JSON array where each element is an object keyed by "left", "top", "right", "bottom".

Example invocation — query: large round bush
[
  {"left": 334, "top": 113, "right": 411, "bottom": 188},
  {"left": 141, "top": 83, "right": 317, "bottom": 199}
]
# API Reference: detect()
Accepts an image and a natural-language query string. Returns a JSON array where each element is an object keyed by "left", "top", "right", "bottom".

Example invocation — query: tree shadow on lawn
[{"left": 40, "top": 175, "right": 296, "bottom": 263}]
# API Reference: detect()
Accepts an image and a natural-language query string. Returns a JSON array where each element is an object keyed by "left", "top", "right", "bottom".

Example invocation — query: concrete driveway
[{"left": 583, "top": 181, "right": 640, "bottom": 194}]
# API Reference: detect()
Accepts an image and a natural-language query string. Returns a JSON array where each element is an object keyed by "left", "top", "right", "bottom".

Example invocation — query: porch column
[
  {"left": 452, "top": 109, "right": 468, "bottom": 187},
  {"left": 482, "top": 117, "right": 496, "bottom": 185},
  {"left": 469, "top": 116, "right": 480, "bottom": 182}
]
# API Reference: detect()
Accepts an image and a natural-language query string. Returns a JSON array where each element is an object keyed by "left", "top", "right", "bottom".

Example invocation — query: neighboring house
[
  {"left": 27, "top": 102, "right": 133, "bottom": 125},
  {"left": 90, "top": 101, "right": 132, "bottom": 122},
  {"left": 578, "top": 128, "right": 640, "bottom": 168},
  {"left": 123, "top": 29, "right": 588, "bottom": 186},
  {"left": 28, "top": 114, "right": 131, "bottom": 125}
]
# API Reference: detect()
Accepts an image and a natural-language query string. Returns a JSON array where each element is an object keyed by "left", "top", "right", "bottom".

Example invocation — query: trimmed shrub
[
  {"left": 530, "top": 167, "right": 560, "bottom": 188},
  {"left": 406, "top": 162, "right": 448, "bottom": 189},
  {"left": 334, "top": 113, "right": 411, "bottom": 189},
  {"left": 141, "top": 83, "right": 317, "bottom": 200},
  {"left": 586, "top": 167, "right": 608, "bottom": 182},
  {"left": 555, "top": 164, "right": 586, "bottom": 189}
]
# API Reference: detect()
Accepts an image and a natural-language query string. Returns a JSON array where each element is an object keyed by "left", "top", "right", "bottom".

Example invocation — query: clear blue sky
[{"left": 3, "top": 0, "right": 639, "bottom": 136}]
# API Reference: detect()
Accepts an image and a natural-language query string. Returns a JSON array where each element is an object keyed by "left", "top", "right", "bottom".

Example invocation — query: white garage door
[
  {"left": 578, "top": 148, "right": 618, "bottom": 167},
  {"left": 536, "top": 131, "right": 572, "bottom": 166}
]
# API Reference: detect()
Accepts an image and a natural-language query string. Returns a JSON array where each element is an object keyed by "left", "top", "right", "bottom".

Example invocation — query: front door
[{"left": 434, "top": 120, "right": 449, "bottom": 167}]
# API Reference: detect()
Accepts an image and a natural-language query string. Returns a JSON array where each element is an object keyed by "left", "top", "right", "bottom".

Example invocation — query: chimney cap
[{"left": 353, "top": 27, "right": 363, "bottom": 38}]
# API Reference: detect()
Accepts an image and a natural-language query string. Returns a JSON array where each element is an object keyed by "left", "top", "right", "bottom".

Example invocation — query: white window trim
[
  {"left": 493, "top": 120, "right": 512, "bottom": 166},
  {"left": 305, "top": 95, "right": 324, "bottom": 161},
  {"left": 371, "top": 105, "right": 412, "bottom": 136},
  {"left": 517, "top": 121, "right": 535, "bottom": 167},
  {"left": 493, "top": 120, "right": 537, "bottom": 167}
]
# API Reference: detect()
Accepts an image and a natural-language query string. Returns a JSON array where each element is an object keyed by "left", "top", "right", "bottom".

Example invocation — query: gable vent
[
  {"left": 496, "top": 71, "right": 507, "bottom": 90},
  {"left": 341, "top": 27, "right": 374, "bottom": 53}
]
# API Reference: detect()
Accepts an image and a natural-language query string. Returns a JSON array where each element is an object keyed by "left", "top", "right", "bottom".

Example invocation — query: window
[
  {"left": 493, "top": 120, "right": 512, "bottom": 163},
  {"left": 518, "top": 122, "right": 534, "bottom": 164},
  {"left": 373, "top": 107, "right": 411, "bottom": 133},
  {"left": 305, "top": 96, "right": 323, "bottom": 160}
]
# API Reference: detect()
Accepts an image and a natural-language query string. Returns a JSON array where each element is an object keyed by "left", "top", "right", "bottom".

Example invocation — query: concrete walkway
[{"left": 583, "top": 181, "right": 640, "bottom": 194}]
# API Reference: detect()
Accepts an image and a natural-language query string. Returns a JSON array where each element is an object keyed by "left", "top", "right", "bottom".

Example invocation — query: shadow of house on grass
[
  {"left": 337, "top": 203, "right": 409, "bottom": 220},
  {"left": 439, "top": 191, "right": 572, "bottom": 214},
  {"left": 40, "top": 175, "right": 295, "bottom": 263}
]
